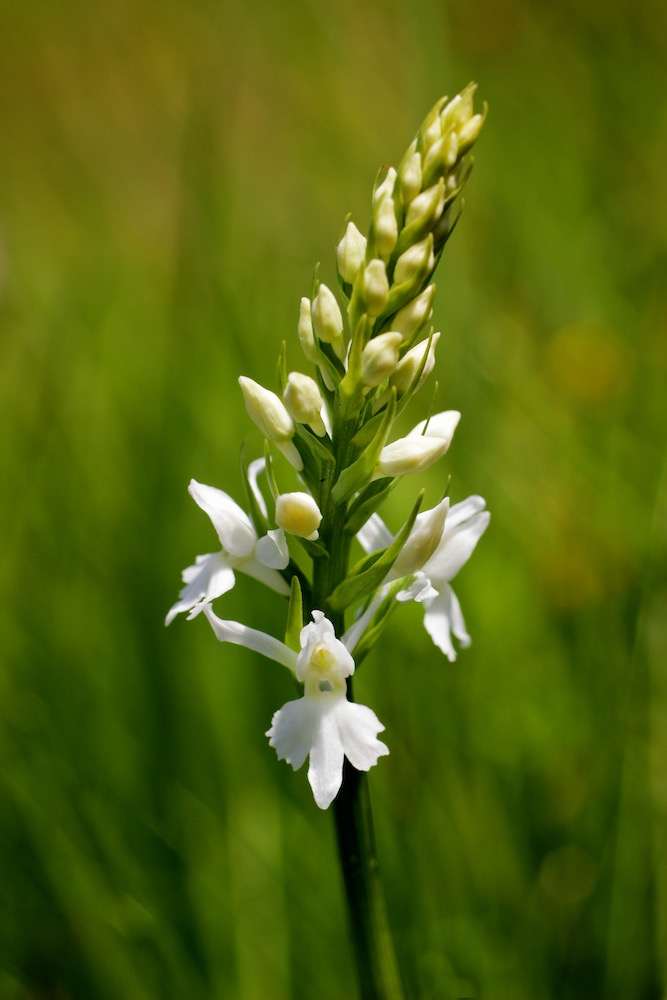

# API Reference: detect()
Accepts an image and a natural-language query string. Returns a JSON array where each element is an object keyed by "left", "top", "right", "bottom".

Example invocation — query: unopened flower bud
[
  {"left": 337, "top": 221, "right": 367, "bottom": 284},
  {"left": 389, "top": 332, "right": 440, "bottom": 397},
  {"left": 374, "top": 409, "right": 460, "bottom": 478},
  {"left": 408, "top": 409, "right": 461, "bottom": 443},
  {"left": 373, "top": 194, "right": 398, "bottom": 259},
  {"left": 393, "top": 234, "right": 434, "bottom": 286},
  {"left": 457, "top": 113, "right": 484, "bottom": 150},
  {"left": 392, "top": 285, "right": 436, "bottom": 340},
  {"left": 361, "top": 331, "right": 403, "bottom": 387},
  {"left": 439, "top": 89, "right": 474, "bottom": 133},
  {"left": 361, "top": 259, "right": 389, "bottom": 317},
  {"left": 373, "top": 166, "right": 397, "bottom": 205},
  {"left": 399, "top": 150, "right": 423, "bottom": 206},
  {"left": 405, "top": 179, "right": 446, "bottom": 230},
  {"left": 239, "top": 376, "right": 303, "bottom": 470},
  {"left": 298, "top": 297, "right": 318, "bottom": 363},
  {"left": 283, "top": 372, "right": 327, "bottom": 436},
  {"left": 312, "top": 283, "right": 346, "bottom": 360},
  {"left": 276, "top": 491, "right": 322, "bottom": 540},
  {"left": 375, "top": 435, "right": 449, "bottom": 479},
  {"left": 443, "top": 131, "right": 459, "bottom": 168}
]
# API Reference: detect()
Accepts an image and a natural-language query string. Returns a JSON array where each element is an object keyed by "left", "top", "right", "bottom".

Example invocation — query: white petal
[
  {"left": 444, "top": 495, "right": 487, "bottom": 530},
  {"left": 422, "top": 588, "right": 457, "bottom": 661},
  {"left": 267, "top": 697, "right": 320, "bottom": 770},
  {"left": 357, "top": 513, "right": 393, "bottom": 554},
  {"left": 255, "top": 528, "right": 290, "bottom": 570},
  {"left": 424, "top": 509, "right": 490, "bottom": 583},
  {"left": 202, "top": 606, "right": 297, "bottom": 672},
  {"left": 165, "top": 552, "right": 235, "bottom": 625},
  {"left": 247, "top": 458, "right": 269, "bottom": 519},
  {"left": 188, "top": 480, "right": 257, "bottom": 557},
  {"left": 407, "top": 409, "right": 461, "bottom": 440},
  {"left": 239, "top": 555, "right": 291, "bottom": 596},
  {"left": 396, "top": 572, "right": 438, "bottom": 603},
  {"left": 422, "top": 584, "right": 471, "bottom": 661},
  {"left": 307, "top": 705, "right": 346, "bottom": 809},
  {"left": 333, "top": 700, "right": 389, "bottom": 772},
  {"left": 448, "top": 585, "right": 471, "bottom": 648}
]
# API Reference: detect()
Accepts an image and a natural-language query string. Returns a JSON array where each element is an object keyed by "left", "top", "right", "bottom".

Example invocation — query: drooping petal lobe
[
  {"left": 267, "top": 698, "right": 320, "bottom": 771},
  {"left": 334, "top": 701, "right": 389, "bottom": 772},
  {"left": 307, "top": 706, "right": 346, "bottom": 809},
  {"left": 422, "top": 583, "right": 470, "bottom": 661},
  {"left": 165, "top": 552, "right": 235, "bottom": 625}
]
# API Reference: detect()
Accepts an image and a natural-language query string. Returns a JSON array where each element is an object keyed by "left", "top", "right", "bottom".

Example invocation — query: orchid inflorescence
[{"left": 167, "top": 85, "right": 489, "bottom": 810}]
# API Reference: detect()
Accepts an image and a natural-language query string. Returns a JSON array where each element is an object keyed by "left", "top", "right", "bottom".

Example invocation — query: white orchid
[
  {"left": 165, "top": 478, "right": 290, "bottom": 625},
  {"left": 201, "top": 606, "right": 389, "bottom": 809},
  {"left": 358, "top": 495, "right": 490, "bottom": 661}
]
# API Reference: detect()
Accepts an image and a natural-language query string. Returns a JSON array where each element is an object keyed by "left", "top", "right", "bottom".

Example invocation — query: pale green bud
[
  {"left": 393, "top": 234, "right": 434, "bottom": 286},
  {"left": 361, "top": 331, "right": 403, "bottom": 387},
  {"left": 239, "top": 376, "right": 303, "bottom": 470},
  {"left": 399, "top": 150, "right": 423, "bottom": 206},
  {"left": 405, "top": 178, "right": 446, "bottom": 230},
  {"left": 275, "top": 491, "right": 322, "bottom": 540},
  {"left": 337, "top": 221, "right": 367, "bottom": 284},
  {"left": 457, "top": 113, "right": 484, "bottom": 150},
  {"left": 373, "top": 194, "right": 398, "bottom": 259},
  {"left": 283, "top": 372, "right": 327, "bottom": 436},
  {"left": 443, "top": 131, "right": 459, "bottom": 168},
  {"left": 391, "top": 285, "right": 436, "bottom": 340},
  {"left": 389, "top": 332, "right": 440, "bottom": 396},
  {"left": 439, "top": 89, "right": 474, "bottom": 134},
  {"left": 312, "top": 283, "right": 346, "bottom": 360},
  {"left": 373, "top": 166, "right": 397, "bottom": 205},
  {"left": 298, "top": 297, "right": 318, "bottom": 363},
  {"left": 361, "top": 259, "right": 390, "bottom": 317}
]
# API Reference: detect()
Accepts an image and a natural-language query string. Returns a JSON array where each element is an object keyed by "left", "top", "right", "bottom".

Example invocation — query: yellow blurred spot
[{"left": 546, "top": 320, "right": 634, "bottom": 404}]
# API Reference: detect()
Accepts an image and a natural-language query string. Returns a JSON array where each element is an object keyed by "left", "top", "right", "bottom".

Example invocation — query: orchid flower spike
[
  {"left": 202, "top": 607, "right": 389, "bottom": 809},
  {"left": 165, "top": 480, "right": 290, "bottom": 625}
]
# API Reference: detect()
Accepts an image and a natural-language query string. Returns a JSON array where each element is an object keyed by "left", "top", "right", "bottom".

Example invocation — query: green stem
[
  {"left": 333, "top": 757, "right": 406, "bottom": 1000},
  {"left": 311, "top": 401, "right": 405, "bottom": 1000}
]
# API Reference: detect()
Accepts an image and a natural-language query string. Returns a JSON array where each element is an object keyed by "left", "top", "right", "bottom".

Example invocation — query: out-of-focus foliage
[{"left": 1, "top": 0, "right": 665, "bottom": 997}]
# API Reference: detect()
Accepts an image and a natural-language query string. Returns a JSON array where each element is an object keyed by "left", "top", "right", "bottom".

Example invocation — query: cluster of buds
[{"left": 167, "top": 86, "right": 489, "bottom": 809}]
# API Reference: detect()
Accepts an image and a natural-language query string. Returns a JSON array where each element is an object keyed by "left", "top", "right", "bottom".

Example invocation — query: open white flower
[
  {"left": 416, "top": 495, "right": 490, "bottom": 660},
  {"left": 165, "top": 479, "right": 290, "bottom": 625},
  {"left": 201, "top": 606, "right": 389, "bottom": 809},
  {"left": 357, "top": 495, "right": 489, "bottom": 661}
]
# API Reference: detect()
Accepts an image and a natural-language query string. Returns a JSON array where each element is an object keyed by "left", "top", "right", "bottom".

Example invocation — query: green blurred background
[{"left": 1, "top": 0, "right": 665, "bottom": 997}]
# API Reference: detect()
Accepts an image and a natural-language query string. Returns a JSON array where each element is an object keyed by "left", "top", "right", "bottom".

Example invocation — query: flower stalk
[{"left": 166, "top": 85, "right": 489, "bottom": 1000}]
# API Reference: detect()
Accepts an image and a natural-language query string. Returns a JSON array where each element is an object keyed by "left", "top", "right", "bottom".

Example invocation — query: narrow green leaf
[
  {"left": 285, "top": 575, "right": 304, "bottom": 651},
  {"left": 331, "top": 391, "right": 396, "bottom": 504},
  {"left": 345, "top": 477, "right": 396, "bottom": 536}
]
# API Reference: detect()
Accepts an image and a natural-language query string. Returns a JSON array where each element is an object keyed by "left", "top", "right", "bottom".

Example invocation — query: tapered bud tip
[
  {"left": 239, "top": 376, "right": 295, "bottom": 442},
  {"left": 337, "top": 221, "right": 367, "bottom": 284},
  {"left": 390, "top": 331, "right": 441, "bottom": 397},
  {"left": 297, "top": 297, "right": 318, "bottom": 363},
  {"left": 373, "top": 194, "right": 398, "bottom": 259},
  {"left": 276, "top": 492, "right": 323, "bottom": 540},
  {"left": 283, "top": 372, "right": 327, "bottom": 436},
  {"left": 394, "top": 234, "right": 434, "bottom": 287},
  {"left": 361, "top": 331, "right": 403, "bottom": 387},
  {"left": 362, "top": 259, "right": 390, "bottom": 317},
  {"left": 312, "top": 283, "right": 346, "bottom": 360}
]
